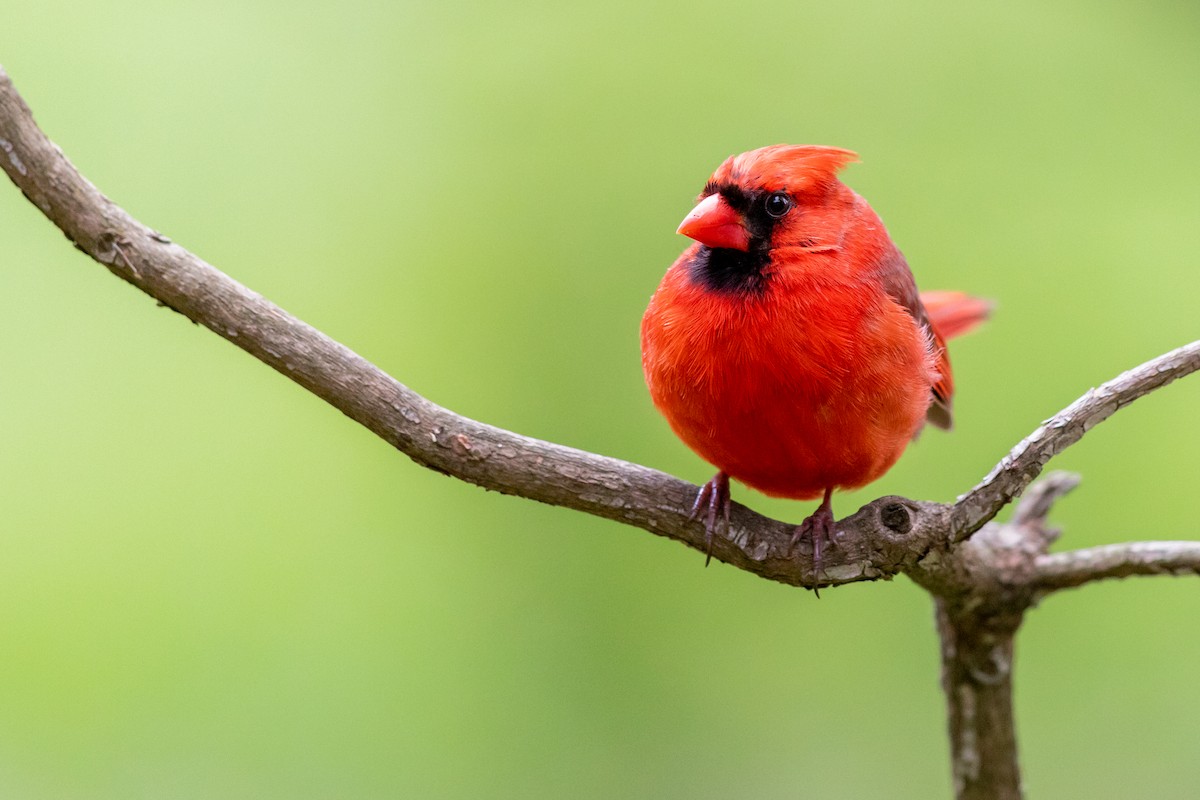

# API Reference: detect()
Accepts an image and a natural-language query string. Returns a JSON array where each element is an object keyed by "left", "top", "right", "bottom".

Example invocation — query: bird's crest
[{"left": 714, "top": 145, "right": 859, "bottom": 196}]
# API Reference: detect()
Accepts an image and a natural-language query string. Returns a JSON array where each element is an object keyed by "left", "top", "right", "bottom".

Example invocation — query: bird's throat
[{"left": 688, "top": 245, "right": 770, "bottom": 296}]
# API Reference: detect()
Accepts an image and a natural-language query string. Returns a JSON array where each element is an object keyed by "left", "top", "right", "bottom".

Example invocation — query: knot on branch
[
  {"left": 700, "top": 495, "right": 950, "bottom": 590},
  {"left": 880, "top": 501, "right": 914, "bottom": 533}
]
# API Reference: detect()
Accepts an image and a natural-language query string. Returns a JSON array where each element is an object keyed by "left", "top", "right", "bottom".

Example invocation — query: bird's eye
[{"left": 764, "top": 192, "right": 793, "bottom": 218}]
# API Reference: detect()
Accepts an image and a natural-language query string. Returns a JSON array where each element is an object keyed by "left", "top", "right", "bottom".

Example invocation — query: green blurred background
[{"left": 2, "top": 0, "right": 1199, "bottom": 797}]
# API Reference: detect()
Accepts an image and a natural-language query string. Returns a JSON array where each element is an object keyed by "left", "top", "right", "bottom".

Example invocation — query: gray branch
[
  {"left": 1031, "top": 541, "right": 1200, "bottom": 594},
  {"left": 951, "top": 340, "right": 1200, "bottom": 542}
]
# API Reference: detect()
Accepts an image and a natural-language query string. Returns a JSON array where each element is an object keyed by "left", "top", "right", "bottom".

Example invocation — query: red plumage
[{"left": 641, "top": 145, "right": 989, "bottom": 564}]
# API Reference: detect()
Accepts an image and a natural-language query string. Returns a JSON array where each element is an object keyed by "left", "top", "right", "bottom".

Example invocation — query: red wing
[{"left": 871, "top": 248, "right": 955, "bottom": 430}]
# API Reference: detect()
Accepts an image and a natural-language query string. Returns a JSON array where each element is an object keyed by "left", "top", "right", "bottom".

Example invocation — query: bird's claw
[
  {"left": 790, "top": 488, "right": 836, "bottom": 597},
  {"left": 689, "top": 472, "right": 730, "bottom": 567}
]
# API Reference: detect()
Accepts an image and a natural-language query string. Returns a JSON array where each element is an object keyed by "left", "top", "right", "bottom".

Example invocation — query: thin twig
[
  {"left": 951, "top": 341, "right": 1200, "bottom": 541},
  {"left": 1009, "top": 471, "right": 1081, "bottom": 531},
  {"left": 1030, "top": 541, "right": 1200, "bottom": 594}
]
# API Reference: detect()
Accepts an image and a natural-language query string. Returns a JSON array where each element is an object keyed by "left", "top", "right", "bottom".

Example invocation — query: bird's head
[{"left": 677, "top": 145, "right": 859, "bottom": 254}]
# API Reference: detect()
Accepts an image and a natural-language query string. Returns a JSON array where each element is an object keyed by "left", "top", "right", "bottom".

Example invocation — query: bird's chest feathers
[{"left": 665, "top": 269, "right": 877, "bottom": 400}]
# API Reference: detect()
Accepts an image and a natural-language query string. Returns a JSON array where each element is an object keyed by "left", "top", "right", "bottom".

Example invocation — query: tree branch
[
  {"left": 1, "top": 64, "right": 1196, "bottom": 601},
  {"left": 950, "top": 340, "right": 1200, "bottom": 542},
  {"left": 1030, "top": 541, "right": 1200, "bottom": 594},
  {"left": 0, "top": 64, "right": 933, "bottom": 590}
]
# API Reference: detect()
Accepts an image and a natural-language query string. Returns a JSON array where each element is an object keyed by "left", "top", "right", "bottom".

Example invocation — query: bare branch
[
  {"left": 0, "top": 65, "right": 950, "bottom": 591},
  {"left": 950, "top": 341, "right": 1200, "bottom": 540},
  {"left": 1030, "top": 541, "right": 1200, "bottom": 594},
  {"left": 1009, "top": 471, "right": 1080, "bottom": 531},
  {"left": 1, "top": 64, "right": 1196, "bottom": 606}
]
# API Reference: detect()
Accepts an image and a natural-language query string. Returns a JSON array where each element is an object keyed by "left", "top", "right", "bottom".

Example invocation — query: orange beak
[{"left": 677, "top": 193, "right": 750, "bottom": 251}]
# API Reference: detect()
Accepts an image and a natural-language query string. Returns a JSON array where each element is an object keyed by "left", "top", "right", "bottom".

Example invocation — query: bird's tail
[{"left": 919, "top": 290, "right": 992, "bottom": 341}]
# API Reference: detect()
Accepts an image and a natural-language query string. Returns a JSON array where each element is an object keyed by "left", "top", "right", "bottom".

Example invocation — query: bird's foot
[
  {"left": 791, "top": 487, "right": 836, "bottom": 597},
  {"left": 689, "top": 471, "right": 731, "bottom": 567}
]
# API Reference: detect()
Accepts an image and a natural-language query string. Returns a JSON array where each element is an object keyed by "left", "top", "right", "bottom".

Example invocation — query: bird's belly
[
  {"left": 670, "top": 385, "right": 921, "bottom": 499},
  {"left": 644, "top": 296, "right": 933, "bottom": 500}
]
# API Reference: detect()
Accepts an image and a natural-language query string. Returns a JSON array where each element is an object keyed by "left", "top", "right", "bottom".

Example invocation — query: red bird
[{"left": 641, "top": 145, "right": 989, "bottom": 580}]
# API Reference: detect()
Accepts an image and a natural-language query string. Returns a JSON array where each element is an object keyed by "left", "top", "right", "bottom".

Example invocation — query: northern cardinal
[{"left": 641, "top": 145, "right": 989, "bottom": 583}]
